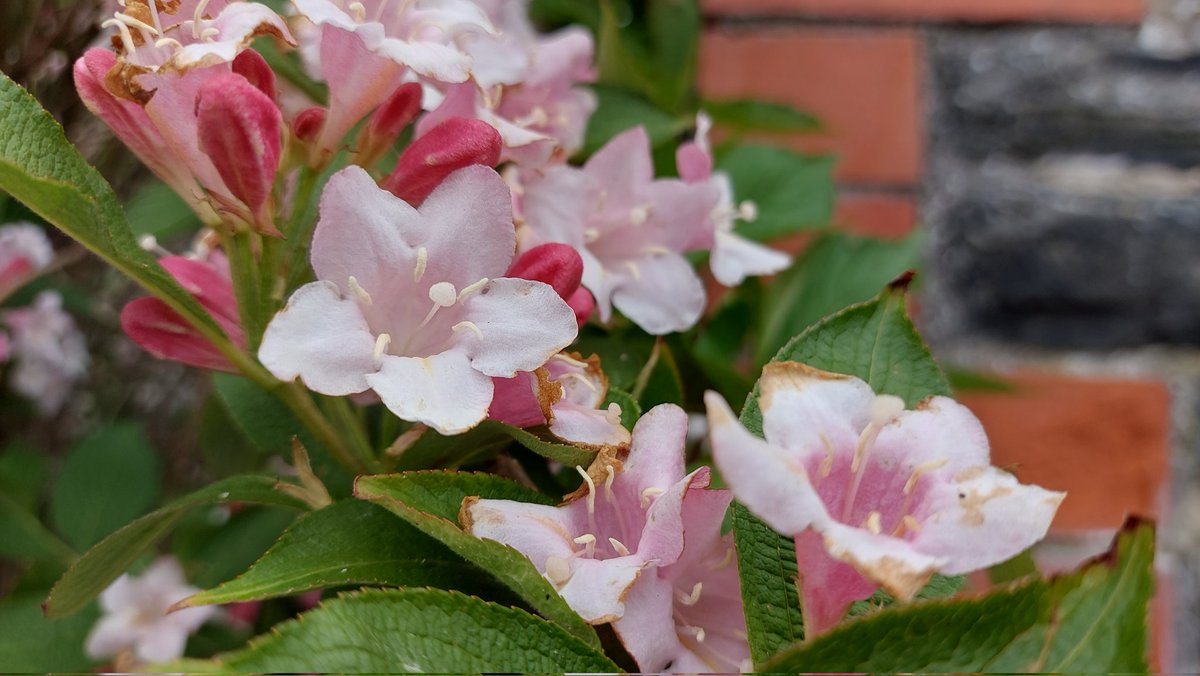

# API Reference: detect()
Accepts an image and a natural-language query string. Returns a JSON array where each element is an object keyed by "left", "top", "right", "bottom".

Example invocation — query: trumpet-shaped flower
[
  {"left": 520, "top": 127, "right": 720, "bottom": 334},
  {"left": 677, "top": 113, "right": 791, "bottom": 286},
  {"left": 464, "top": 404, "right": 749, "bottom": 672},
  {"left": 704, "top": 362, "right": 1065, "bottom": 636},
  {"left": 258, "top": 165, "right": 577, "bottom": 435},
  {"left": 85, "top": 557, "right": 216, "bottom": 665}
]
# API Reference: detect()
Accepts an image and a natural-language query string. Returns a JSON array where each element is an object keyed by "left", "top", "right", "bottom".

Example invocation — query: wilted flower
[
  {"left": 2, "top": 291, "right": 89, "bottom": 415},
  {"left": 85, "top": 557, "right": 216, "bottom": 665},
  {"left": 705, "top": 362, "right": 1065, "bottom": 635},
  {"left": 464, "top": 404, "right": 749, "bottom": 672}
]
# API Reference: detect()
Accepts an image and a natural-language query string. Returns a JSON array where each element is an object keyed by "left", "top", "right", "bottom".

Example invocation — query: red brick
[
  {"left": 699, "top": 28, "right": 922, "bottom": 185},
  {"left": 702, "top": 0, "right": 1146, "bottom": 24},
  {"left": 835, "top": 192, "right": 917, "bottom": 238},
  {"left": 959, "top": 372, "right": 1170, "bottom": 531}
]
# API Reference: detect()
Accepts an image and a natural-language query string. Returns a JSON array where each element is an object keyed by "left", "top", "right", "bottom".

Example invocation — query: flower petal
[
  {"left": 368, "top": 350, "right": 494, "bottom": 434},
  {"left": 711, "top": 229, "right": 792, "bottom": 287},
  {"left": 611, "top": 572, "right": 679, "bottom": 672},
  {"left": 550, "top": 405, "right": 631, "bottom": 447},
  {"left": 610, "top": 251, "right": 705, "bottom": 335},
  {"left": 463, "top": 497, "right": 580, "bottom": 566},
  {"left": 457, "top": 277, "right": 577, "bottom": 377},
  {"left": 794, "top": 528, "right": 879, "bottom": 637},
  {"left": 875, "top": 395, "right": 991, "bottom": 474},
  {"left": 818, "top": 520, "right": 945, "bottom": 601},
  {"left": 412, "top": 166, "right": 517, "bottom": 288},
  {"left": 757, "top": 361, "right": 876, "bottom": 467},
  {"left": 583, "top": 126, "right": 653, "bottom": 198},
  {"left": 258, "top": 281, "right": 376, "bottom": 396},
  {"left": 558, "top": 556, "right": 646, "bottom": 623}
]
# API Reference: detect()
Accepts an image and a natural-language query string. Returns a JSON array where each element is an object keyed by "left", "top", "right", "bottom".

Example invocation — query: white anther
[
  {"left": 154, "top": 37, "right": 184, "bottom": 49},
  {"left": 575, "top": 465, "right": 596, "bottom": 516},
  {"left": 902, "top": 515, "right": 922, "bottom": 534},
  {"left": 199, "top": 26, "right": 219, "bottom": 40},
  {"left": 457, "top": 277, "right": 489, "bottom": 302},
  {"left": 428, "top": 281, "right": 457, "bottom": 307},
  {"left": 373, "top": 333, "right": 392, "bottom": 361},
  {"left": 348, "top": 1, "right": 367, "bottom": 20},
  {"left": 680, "top": 582, "right": 703, "bottom": 606},
  {"left": 451, "top": 321, "right": 483, "bottom": 339},
  {"left": 629, "top": 204, "right": 650, "bottom": 225},
  {"left": 558, "top": 371, "right": 598, "bottom": 393},
  {"left": 545, "top": 555, "right": 572, "bottom": 586},
  {"left": 608, "top": 537, "right": 630, "bottom": 556},
  {"left": 904, "top": 458, "right": 949, "bottom": 495},
  {"left": 583, "top": 228, "right": 600, "bottom": 243},
  {"left": 624, "top": 261, "right": 641, "bottom": 280},
  {"left": 605, "top": 402, "right": 623, "bottom": 426},
  {"left": 693, "top": 627, "right": 706, "bottom": 642},
  {"left": 863, "top": 511, "right": 882, "bottom": 535},
  {"left": 114, "top": 12, "right": 160, "bottom": 35},
  {"left": 640, "top": 486, "right": 664, "bottom": 508},
  {"left": 738, "top": 200, "right": 759, "bottom": 222},
  {"left": 870, "top": 394, "right": 906, "bottom": 426},
  {"left": 714, "top": 546, "right": 735, "bottom": 570},
  {"left": 102, "top": 18, "right": 138, "bottom": 54},
  {"left": 641, "top": 245, "right": 672, "bottom": 256},
  {"left": 602, "top": 464, "right": 616, "bottom": 500},
  {"left": 413, "top": 247, "right": 428, "bottom": 282},
  {"left": 348, "top": 276, "right": 372, "bottom": 305},
  {"left": 138, "top": 234, "right": 158, "bottom": 252},
  {"left": 573, "top": 533, "right": 596, "bottom": 545},
  {"left": 551, "top": 353, "right": 589, "bottom": 368}
]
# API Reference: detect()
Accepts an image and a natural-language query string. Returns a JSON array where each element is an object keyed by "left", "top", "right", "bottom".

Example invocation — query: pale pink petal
[
  {"left": 315, "top": 25, "right": 407, "bottom": 155},
  {"left": 911, "top": 468, "right": 1064, "bottom": 575},
  {"left": 411, "top": 165, "right": 516, "bottom": 288},
  {"left": 705, "top": 391, "right": 831, "bottom": 535},
  {"left": 375, "top": 36, "right": 472, "bottom": 83},
  {"left": 549, "top": 406, "right": 630, "bottom": 447},
  {"left": 464, "top": 498, "right": 579, "bottom": 566},
  {"left": 611, "top": 572, "right": 679, "bottom": 671},
  {"left": 520, "top": 167, "right": 591, "bottom": 249},
  {"left": 794, "top": 529, "right": 879, "bottom": 637},
  {"left": 134, "top": 624, "right": 190, "bottom": 664},
  {"left": 818, "top": 520, "right": 945, "bottom": 601},
  {"left": 757, "top": 362, "right": 876, "bottom": 467},
  {"left": 584, "top": 126, "right": 654, "bottom": 196},
  {"left": 711, "top": 230, "right": 792, "bottom": 286},
  {"left": 624, "top": 404, "right": 689, "bottom": 494},
  {"left": 85, "top": 612, "right": 137, "bottom": 659},
  {"left": 609, "top": 251, "right": 705, "bottom": 335},
  {"left": 368, "top": 350, "right": 494, "bottom": 435},
  {"left": 258, "top": 281, "right": 376, "bottom": 396},
  {"left": 676, "top": 142, "right": 712, "bottom": 183},
  {"left": 456, "top": 277, "right": 577, "bottom": 377},
  {"left": 557, "top": 556, "right": 646, "bottom": 623},
  {"left": 874, "top": 396, "right": 991, "bottom": 474}
]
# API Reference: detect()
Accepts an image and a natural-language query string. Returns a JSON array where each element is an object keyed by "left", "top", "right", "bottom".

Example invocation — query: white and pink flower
[
  {"left": 704, "top": 362, "right": 1065, "bottom": 635},
  {"left": 257, "top": 165, "right": 578, "bottom": 435},
  {"left": 464, "top": 404, "right": 749, "bottom": 673},
  {"left": 3, "top": 291, "right": 90, "bottom": 415},
  {"left": 0, "top": 222, "right": 54, "bottom": 302}
]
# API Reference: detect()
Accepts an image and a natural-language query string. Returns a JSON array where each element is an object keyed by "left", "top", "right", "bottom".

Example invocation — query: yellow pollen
[{"left": 348, "top": 1, "right": 367, "bottom": 21}]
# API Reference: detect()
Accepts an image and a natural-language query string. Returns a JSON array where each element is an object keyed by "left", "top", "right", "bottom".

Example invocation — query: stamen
[
  {"left": 413, "top": 247, "right": 428, "bottom": 282},
  {"left": 608, "top": 537, "right": 630, "bottom": 556},
  {"left": 693, "top": 627, "right": 706, "bottom": 643},
  {"left": 679, "top": 582, "right": 703, "bottom": 606},
  {"left": 114, "top": 12, "right": 160, "bottom": 36},
  {"left": 373, "top": 333, "right": 392, "bottom": 361},
  {"left": 457, "top": 277, "right": 489, "bottom": 302},
  {"left": 902, "top": 515, "right": 922, "bottom": 534},
  {"left": 575, "top": 465, "right": 597, "bottom": 516},
  {"left": 738, "top": 200, "right": 758, "bottom": 221},
  {"left": 145, "top": 0, "right": 161, "bottom": 33},
  {"left": 573, "top": 533, "right": 597, "bottom": 558},
  {"left": 192, "top": 0, "right": 212, "bottom": 37},
  {"left": 583, "top": 228, "right": 600, "bottom": 243},
  {"left": 154, "top": 37, "right": 183, "bottom": 49},
  {"left": 348, "top": 275, "right": 372, "bottom": 305},
  {"left": 629, "top": 204, "right": 650, "bottom": 225},
  {"left": 642, "top": 245, "right": 672, "bottom": 256},
  {"left": 904, "top": 459, "right": 950, "bottom": 495},
  {"left": 863, "top": 511, "right": 882, "bottom": 535},
  {"left": 348, "top": 1, "right": 367, "bottom": 21},
  {"left": 714, "top": 546, "right": 735, "bottom": 570},
  {"left": 603, "top": 464, "right": 616, "bottom": 499},
  {"left": 545, "top": 555, "right": 572, "bottom": 586},
  {"left": 605, "top": 402, "right": 622, "bottom": 426},
  {"left": 558, "top": 371, "right": 599, "bottom": 393},
  {"left": 429, "top": 281, "right": 457, "bottom": 307},
  {"left": 102, "top": 18, "right": 138, "bottom": 54},
  {"left": 200, "top": 26, "right": 220, "bottom": 40},
  {"left": 640, "top": 486, "right": 664, "bottom": 508},
  {"left": 624, "top": 261, "right": 641, "bottom": 280},
  {"left": 818, "top": 433, "right": 835, "bottom": 478},
  {"left": 551, "top": 353, "right": 589, "bottom": 368},
  {"left": 451, "top": 321, "right": 483, "bottom": 339}
]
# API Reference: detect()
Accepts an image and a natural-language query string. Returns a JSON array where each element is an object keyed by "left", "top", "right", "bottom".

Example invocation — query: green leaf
[
  {"left": 181, "top": 500, "right": 494, "bottom": 607},
  {"left": 125, "top": 180, "right": 200, "bottom": 240},
  {"left": 0, "top": 72, "right": 227, "bottom": 351},
  {"left": 44, "top": 475, "right": 307, "bottom": 618},
  {"left": 0, "top": 440, "right": 49, "bottom": 511},
  {"left": 763, "top": 520, "right": 1154, "bottom": 673},
  {"left": 595, "top": 0, "right": 699, "bottom": 113},
  {"left": 704, "top": 98, "right": 822, "bottom": 132},
  {"left": 0, "top": 592, "right": 99, "bottom": 672},
  {"left": 756, "top": 232, "right": 921, "bottom": 364},
  {"left": 717, "top": 144, "right": 834, "bottom": 242},
  {"left": 394, "top": 420, "right": 597, "bottom": 472},
  {"left": 735, "top": 278, "right": 950, "bottom": 663},
  {"left": 50, "top": 423, "right": 161, "bottom": 550},
  {"left": 583, "top": 85, "right": 689, "bottom": 156},
  {"left": 354, "top": 471, "right": 601, "bottom": 648},
  {"left": 186, "top": 506, "right": 297, "bottom": 588},
  {"left": 0, "top": 491, "right": 74, "bottom": 564},
  {"left": 216, "top": 588, "right": 618, "bottom": 673},
  {"left": 603, "top": 387, "right": 641, "bottom": 429}
]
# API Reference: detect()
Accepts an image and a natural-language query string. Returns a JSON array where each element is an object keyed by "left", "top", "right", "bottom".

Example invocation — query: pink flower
[
  {"left": 257, "top": 165, "right": 578, "bottom": 435},
  {"left": 120, "top": 254, "right": 244, "bottom": 372},
  {"left": 464, "top": 404, "right": 749, "bottom": 673},
  {"left": 677, "top": 113, "right": 791, "bottom": 286},
  {"left": 520, "top": 127, "right": 720, "bottom": 335},
  {"left": 704, "top": 362, "right": 1066, "bottom": 636},
  {"left": 85, "top": 557, "right": 216, "bottom": 665},
  {"left": 2, "top": 291, "right": 89, "bottom": 415},
  {"left": 0, "top": 223, "right": 54, "bottom": 301}
]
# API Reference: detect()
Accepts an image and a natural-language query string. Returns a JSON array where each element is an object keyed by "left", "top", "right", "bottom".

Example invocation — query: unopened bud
[
  {"left": 196, "top": 72, "right": 282, "bottom": 232},
  {"left": 567, "top": 287, "right": 595, "bottom": 327},
  {"left": 381, "top": 117, "right": 501, "bottom": 205},
  {"left": 506, "top": 243, "right": 583, "bottom": 301},
  {"left": 232, "top": 49, "right": 277, "bottom": 104},
  {"left": 357, "top": 82, "right": 423, "bottom": 166},
  {"left": 292, "top": 106, "right": 327, "bottom": 143}
]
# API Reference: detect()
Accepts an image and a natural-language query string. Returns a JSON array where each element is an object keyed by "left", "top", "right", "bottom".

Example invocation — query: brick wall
[{"left": 696, "top": 0, "right": 1190, "bottom": 668}]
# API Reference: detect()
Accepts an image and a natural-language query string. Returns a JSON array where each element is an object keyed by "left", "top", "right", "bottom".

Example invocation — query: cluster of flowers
[
  {"left": 73, "top": 0, "right": 1064, "bottom": 672},
  {"left": 0, "top": 223, "right": 89, "bottom": 414}
]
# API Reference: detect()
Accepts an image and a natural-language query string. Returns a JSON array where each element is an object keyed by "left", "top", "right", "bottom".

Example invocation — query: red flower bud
[
  {"left": 506, "top": 243, "right": 583, "bottom": 301},
  {"left": 381, "top": 117, "right": 501, "bottom": 205},
  {"left": 567, "top": 287, "right": 595, "bottom": 326},
  {"left": 359, "top": 82, "right": 423, "bottom": 163},
  {"left": 232, "top": 49, "right": 277, "bottom": 104},
  {"left": 195, "top": 73, "right": 282, "bottom": 232},
  {"left": 293, "top": 106, "right": 327, "bottom": 143}
]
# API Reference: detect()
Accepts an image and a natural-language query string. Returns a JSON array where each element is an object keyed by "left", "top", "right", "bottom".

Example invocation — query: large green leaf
[
  {"left": 596, "top": 0, "right": 699, "bottom": 113},
  {"left": 756, "top": 232, "right": 922, "bottom": 364},
  {"left": 734, "top": 278, "right": 951, "bottom": 663},
  {"left": 717, "top": 143, "right": 834, "bottom": 242},
  {"left": 0, "top": 72, "right": 229, "bottom": 354},
  {"left": 180, "top": 500, "right": 492, "bottom": 607},
  {"left": 125, "top": 180, "right": 201, "bottom": 239},
  {"left": 764, "top": 520, "right": 1154, "bottom": 673},
  {"left": 0, "top": 592, "right": 99, "bottom": 672},
  {"left": 704, "top": 98, "right": 822, "bottom": 133},
  {"left": 0, "top": 491, "right": 74, "bottom": 564},
  {"left": 394, "top": 420, "right": 597, "bottom": 471},
  {"left": 583, "top": 85, "right": 690, "bottom": 156},
  {"left": 354, "top": 471, "right": 601, "bottom": 649},
  {"left": 215, "top": 588, "right": 618, "bottom": 673},
  {"left": 50, "top": 423, "right": 161, "bottom": 550},
  {"left": 44, "top": 475, "right": 307, "bottom": 618}
]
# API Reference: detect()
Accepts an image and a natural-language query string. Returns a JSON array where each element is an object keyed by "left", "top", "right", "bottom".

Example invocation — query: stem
[
  {"left": 221, "top": 228, "right": 264, "bottom": 351},
  {"left": 278, "top": 383, "right": 370, "bottom": 476},
  {"left": 283, "top": 166, "right": 321, "bottom": 291},
  {"left": 323, "top": 394, "right": 380, "bottom": 472}
]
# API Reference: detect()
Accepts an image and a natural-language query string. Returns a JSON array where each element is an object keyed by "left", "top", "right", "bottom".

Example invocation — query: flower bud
[
  {"left": 232, "top": 49, "right": 277, "bottom": 104},
  {"left": 357, "top": 82, "right": 423, "bottom": 166},
  {"left": 293, "top": 106, "right": 327, "bottom": 143},
  {"left": 381, "top": 117, "right": 501, "bottom": 205},
  {"left": 195, "top": 73, "right": 283, "bottom": 233},
  {"left": 567, "top": 287, "right": 595, "bottom": 326},
  {"left": 506, "top": 243, "right": 583, "bottom": 301}
]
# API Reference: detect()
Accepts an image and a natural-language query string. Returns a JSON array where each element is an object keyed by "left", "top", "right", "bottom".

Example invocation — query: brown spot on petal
[
  {"left": 562, "top": 446, "right": 626, "bottom": 503},
  {"left": 953, "top": 465, "right": 987, "bottom": 482},
  {"left": 459, "top": 496, "right": 480, "bottom": 531},
  {"left": 958, "top": 484, "right": 1014, "bottom": 527},
  {"left": 104, "top": 60, "right": 153, "bottom": 105},
  {"left": 759, "top": 361, "right": 852, "bottom": 411},
  {"left": 531, "top": 367, "right": 560, "bottom": 423}
]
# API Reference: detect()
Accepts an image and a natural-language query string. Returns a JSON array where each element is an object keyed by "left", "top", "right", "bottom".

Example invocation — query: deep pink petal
[{"left": 383, "top": 117, "right": 502, "bottom": 206}]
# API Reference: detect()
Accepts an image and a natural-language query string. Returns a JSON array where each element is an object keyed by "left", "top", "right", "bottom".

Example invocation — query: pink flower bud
[
  {"left": 232, "top": 49, "right": 277, "bottom": 104},
  {"left": 505, "top": 243, "right": 583, "bottom": 301},
  {"left": 359, "top": 82, "right": 423, "bottom": 163},
  {"left": 195, "top": 73, "right": 282, "bottom": 232},
  {"left": 567, "top": 287, "right": 595, "bottom": 326},
  {"left": 293, "top": 106, "right": 327, "bottom": 143},
  {"left": 381, "top": 117, "right": 501, "bottom": 205}
]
